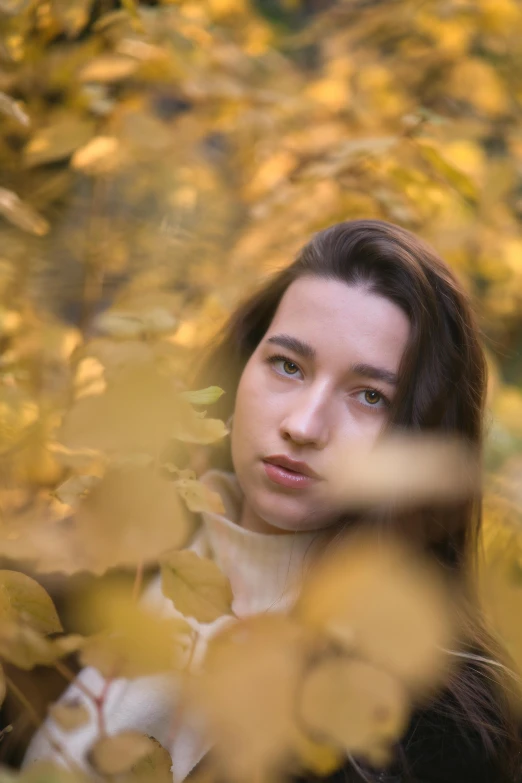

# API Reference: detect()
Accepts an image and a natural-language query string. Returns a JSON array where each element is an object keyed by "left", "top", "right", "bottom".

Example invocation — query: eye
[
  {"left": 266, "top": 353, "right": 302, "bottom": 378},
  {"left": 356, "top": 389, "right": 390, "bottom": 410}
]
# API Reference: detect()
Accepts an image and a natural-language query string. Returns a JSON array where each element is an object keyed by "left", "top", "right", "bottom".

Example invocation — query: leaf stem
[
  {"left": 5, "top": 675, "right": 82, "bottom": 773},
  {"left": 54, "top": 660, "right": 97, "bottom": 703},
  {"left": 132, "top": 559, "right": 144, "bottom": 603}
]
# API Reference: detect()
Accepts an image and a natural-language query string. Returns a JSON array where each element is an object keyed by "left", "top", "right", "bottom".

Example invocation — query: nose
[{"left": 279, "top": 390, "right": 330, "bottom": 448}]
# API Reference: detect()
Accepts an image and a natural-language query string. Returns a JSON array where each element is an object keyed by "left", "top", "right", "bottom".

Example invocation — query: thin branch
[
  {"left": 132, "top": 559, "right": 144, "bottom": 603},
  {"left": 6, "top": 675, "right": 83, "bottom": 773}
]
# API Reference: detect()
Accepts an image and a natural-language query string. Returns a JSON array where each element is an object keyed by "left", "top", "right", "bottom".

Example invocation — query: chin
[{"left": 254, "top": 490, "right": 325, "bottom": 532}]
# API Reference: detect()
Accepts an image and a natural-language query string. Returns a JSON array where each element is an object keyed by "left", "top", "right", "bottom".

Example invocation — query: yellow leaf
[
  {"left": 305, "top": 78, "right": 349, "bottom": 111},
  {"left": 161, "top": 550, "right": 233, "bottom": 623},
  {"left": 325, "top": 431, "right": 479, "bottom": 508},
  {"left": 49, "top": 699, "right": 91, "bottom": 731},
  {"left": 0, "top": 571, "right": 62, "bottom": 634},
  {"left": 296, "top": 533, "right": 454, "bottom": 693},
  {"left": 94, "top": 308, "right": 178, "bottom": 338},
  {"left": 89, "top": 732, "right": 157, "bottom": 776},
  {"left": 299, "top": 657, "right": 409, "bottom": 762},
  {"left": 75, "top": 465, "right": 194, "bottom": 570},
  {"left": 173, "top": 478, "right": 225, "bottom": 515},
  {"left": 0, "top": 761, "right": 87, "bottom": 783},
  {"left": 58, "top": 363, "right": 192, "bottom": 456},
  {"left": 245, "top": 152, "right": 297, "bottom": 199},
  {"left": 24, "top": 118, "right": 94, "bottom": 167},
  {"left": 478, "top": 558, "right": 522, "bottom": 707},
  {"left": 0, "top": 664, "right": 6, "bottom": 709},
  {"left": 0, "top": 188, "right": 49, "bottom": 236},
  {"left": 178, "top": 387, "right": 225, "bottom": 406},
  {"left": 79, "top": 55, "right": 139, "bottom": 83},
  {"left": 291, "top": 730, "right": 343, "bottom": 777},
  {"left": 417, "top": 141, "right": 478, "bottom": 203},
  {"left": 71, "top": 136, "right": 123, "bottom": 175},
  {"left": 118, "top": 737, "right": 173, "bottom": 783},
  {"left": 189, "top": 615, "right": 311, "bottom": 783},
  {"left": 449, "top": 59, "right": 507, "bottom": 115},
  {"left": 54, "top": 475, "right": 100, "bottom": 508},
  {"left": 174, "top": 415, "right": 229, "bottom": 445},
  {"left": 80, "top": 584, "right": 192, "bottom": 678},
  {"left": 493, "top": 385, "right": 522, "bottom": 438},
  {"left": 438, "top": 140, "right": 485, "bottom": 182},
  {"left": 0, "top": 623, "right": 83, "bottom": 669},
  {"left": 0, "top": 92, "right": 29, "bottom": 126},
  {"left": 50, "top": 0, "right": 94, "bottom": 37}
]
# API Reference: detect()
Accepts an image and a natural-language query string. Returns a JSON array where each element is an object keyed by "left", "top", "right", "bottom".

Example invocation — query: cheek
[{"left": 231, "top": 367, "right": 265, "bottom": 451}]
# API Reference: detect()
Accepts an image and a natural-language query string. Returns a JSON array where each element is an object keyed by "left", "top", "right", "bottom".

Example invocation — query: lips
[{"left": 263, "top": 455, "right": 320, "bottom": 479}]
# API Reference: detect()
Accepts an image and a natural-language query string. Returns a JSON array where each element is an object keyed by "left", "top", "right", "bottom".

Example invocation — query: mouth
[{"left": 262, "top": 459, "right": 319, "bottom": 489}]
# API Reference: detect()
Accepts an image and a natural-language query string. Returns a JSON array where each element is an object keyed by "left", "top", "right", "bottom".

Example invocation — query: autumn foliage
[{"left": 0, "top": 0, "right": 522, "bottom": 780}]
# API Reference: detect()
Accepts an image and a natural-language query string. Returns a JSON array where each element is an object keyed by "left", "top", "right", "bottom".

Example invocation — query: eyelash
[{"left": 265, "top": 353, "right": 391, "bottom": 410}]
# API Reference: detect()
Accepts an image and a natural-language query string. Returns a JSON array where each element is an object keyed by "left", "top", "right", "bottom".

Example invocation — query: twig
[
  {"left": 54, "top": 660, "right": 98, "bottom": 704},
  {"left": 54, "top": 660, "right": 111, "bottom": 737},
  {"left": 5, "top": 675, "right": 82, "bottom": 773},
  {"left": 132, "top": 559, "right": 144, "bottom": 603}
]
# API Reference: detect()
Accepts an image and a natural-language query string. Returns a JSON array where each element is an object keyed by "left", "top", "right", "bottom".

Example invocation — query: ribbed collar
[{"left": 196, "top": 469, "right": 328, "bottom": 617}]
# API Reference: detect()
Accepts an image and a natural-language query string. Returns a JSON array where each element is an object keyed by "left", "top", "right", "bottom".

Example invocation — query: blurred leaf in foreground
[
  {"left": 0, "top": 189, "right": 49, "bottom": 236},
  {"left": 80, "top": 584, "right": 193, "bottom": 677},
  {"left": 296, "top": 532, "right": 455, "bottom": 694}
]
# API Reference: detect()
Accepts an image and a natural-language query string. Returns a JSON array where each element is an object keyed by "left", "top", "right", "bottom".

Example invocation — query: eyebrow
[{"left": 265, "top": 333, "right": 399, "bottom": 386}]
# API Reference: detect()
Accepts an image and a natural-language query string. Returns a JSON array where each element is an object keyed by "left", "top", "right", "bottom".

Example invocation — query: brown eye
[
  {"left": 364, "top": 390, "right": 382, "bottom": 405},
  {"left": 283, "top": 360, "right": 299, "bottom": 375}
]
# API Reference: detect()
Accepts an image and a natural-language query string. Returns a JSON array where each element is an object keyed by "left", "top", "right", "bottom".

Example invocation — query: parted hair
[{"left": 190, "top": 219, "right": 522, "bottom": 781}]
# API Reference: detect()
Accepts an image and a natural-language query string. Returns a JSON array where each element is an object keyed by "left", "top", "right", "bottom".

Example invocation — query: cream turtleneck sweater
[{"left": 22, "top": 470, "right": 330, "bottom": 782}]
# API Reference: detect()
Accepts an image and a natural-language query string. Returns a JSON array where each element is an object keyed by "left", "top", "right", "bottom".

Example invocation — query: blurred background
[{"left": 2, "top": 0, "right": 522, "bottom": 769}]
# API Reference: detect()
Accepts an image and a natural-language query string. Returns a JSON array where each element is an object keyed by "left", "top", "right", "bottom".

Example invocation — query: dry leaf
[
  {"left": 89, "top": 732, "right": 157, "bottom": 776},
  {"left": 49, "top": 699, "right": 91, "bottom": 731},
  {"left": 80, "top": 584, "right": 192, "bottom": 677},
  {"left": 54, "top": 474, "right": 101, "bottom": 508},
  {"left": 0, "top": 92, "right": 29, "bottom": 126},
  {"left": 0, "top": 623, "right": 83, "bottom": 669},
  {"left": 79, "top": 55, "right": 139, "bottom": 83},
  {"left": 326, "top": 432, "right": 480, "bottom": 508},
  {"left": 189, "top": 615, "right": 311, "bottom": 783},
  {"left": 71, "top": 136, "right": 123, "bottom": 175},
  {"left": 296, "top": 533, "right": 454, "bottom": 693},
  {"left": 74, "top": 464, "right": 194, "bottom": 570},
  {"left": 161, "top": 550, "right": 233, "bottom": 623},
  {"left": 0, "top": 570, "right": 62, "bottom": 634},
  {"left": 23, "top": 118, "right": 94, "bottom": 166},
  {"left": 0, "top": 664, "right": 6, "bottom": 709},
  {"left": 173, "top": 478, "right": 225, "bottom": 515},
  {"left": 118, "top": 737, "right": 173, "bottom": 783},
  {"left": 299, "top": 657, "right": 409, "bottom": 763},
  {"left": 58, "top": 363, "right": 191, "bottom": 456},
  {"left": 0, "top": 189, "right": 49, "bottom": 236},
  {"left": 178, "top": 387, "right": 225, "bottom": 406}
]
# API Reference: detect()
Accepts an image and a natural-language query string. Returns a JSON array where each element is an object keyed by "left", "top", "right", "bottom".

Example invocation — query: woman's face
[{"left": 230, "top": 276, "right": 411, "bottom": 534}]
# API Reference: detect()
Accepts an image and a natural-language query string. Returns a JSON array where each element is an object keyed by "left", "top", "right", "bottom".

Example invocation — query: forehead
[{"left": 266, "top": 277, "right": 410, "bottom": 369}]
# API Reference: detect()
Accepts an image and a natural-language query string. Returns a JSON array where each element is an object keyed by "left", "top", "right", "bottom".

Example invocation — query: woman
[{"left": 23, "top": 219, "right": 521, "bottom": 782}]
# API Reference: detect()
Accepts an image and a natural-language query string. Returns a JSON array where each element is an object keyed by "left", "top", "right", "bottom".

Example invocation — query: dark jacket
[
  {"left": 297, "top": 685, "right": 522, "bottom": 783},
  {"left": 188, "top": 684, "right": 522, "bottom": 783}
]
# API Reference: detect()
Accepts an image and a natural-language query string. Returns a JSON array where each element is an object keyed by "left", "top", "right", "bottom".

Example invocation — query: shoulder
[
  {"left": 397, "top": 693, "right": 515, "bottom": 783},
  {"left": 300, "top": 681, "right": 521, "bottom": 783}
]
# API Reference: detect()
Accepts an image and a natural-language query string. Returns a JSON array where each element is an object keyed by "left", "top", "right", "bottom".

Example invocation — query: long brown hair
[{"left": 190, "top": 219, "right": 521, "bottom": 780}]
